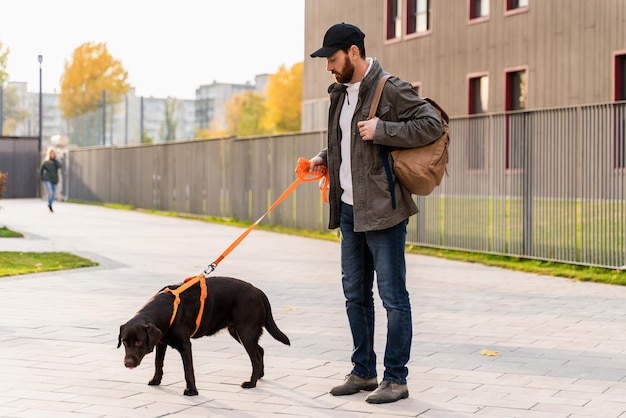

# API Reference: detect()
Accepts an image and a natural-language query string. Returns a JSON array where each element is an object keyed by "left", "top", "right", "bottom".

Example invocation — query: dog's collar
[{"left": 162, "top": 274, "right": 208, "bottom": 337}]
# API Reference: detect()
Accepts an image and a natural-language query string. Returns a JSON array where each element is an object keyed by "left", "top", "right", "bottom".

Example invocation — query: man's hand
[
  {"left": 308, "top": 156, "right": 325, "bottom": 174},
  {"left": 357, "top": 117, "right": 378, "bottom": 141}
]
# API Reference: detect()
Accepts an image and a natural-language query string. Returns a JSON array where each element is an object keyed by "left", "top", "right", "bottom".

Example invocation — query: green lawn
[
  {"left": 0, "top": 251, "right": 98, "bottom": 277},
  {"left": 422, "top": 196, "right": 625, "bottom": 268},
  {"left": 0, "top": 226, "right": 24, "bottom": 238}
]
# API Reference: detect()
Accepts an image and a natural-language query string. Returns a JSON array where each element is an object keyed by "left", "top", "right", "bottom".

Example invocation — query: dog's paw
[
  {"left": 241, "top": 381, "right": 257, "bottom": 389},
  {"left": 184, "top": 388, "right": 199, "bottom": 396}
]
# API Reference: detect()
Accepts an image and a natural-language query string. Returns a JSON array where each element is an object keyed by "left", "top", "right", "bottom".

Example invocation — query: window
[
  {"left": 505, "top": 68, "right": 527, "bottom": 170},
  {"left": 616, "top": 53, "right": 626, "bottom": 101},
  {"left": 469, "top": 0, "right": 489, "bottom": 20},
  {"left": 469, "top": 75, "right": 489, "bottom": 114},
  {"left": 386, "top": 0, "right": 402, "bottom": 40},
  {"left": 387, "top": 0, "right": 431, "bottom": 40},
  {"left": 506, "top": 0, "right": 528, "bottom": 11},
  {"left": 468, "top": 75, "right": 488, "bottom": 170},
  {"left": 407, "top": 0, "right": 431, "bottom": 35},
  {"left": 615, "top": 53, "right": 626, "bottom": 170},
  {"left": 506, "top": 69, "right": 527, "bottom": 111}
]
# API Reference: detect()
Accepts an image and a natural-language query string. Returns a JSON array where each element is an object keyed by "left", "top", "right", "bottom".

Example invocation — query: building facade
[
  {"left": 195, "top": 74, "right": 269, "bottom": 132},
  {"left": 302, "top": 0, "right": 626, "bottom": 131},
  {"left": 1, "top": 75, "right": 269, "bottom": 151}
]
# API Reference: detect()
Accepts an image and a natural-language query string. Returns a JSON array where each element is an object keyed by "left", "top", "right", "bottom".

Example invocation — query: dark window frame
[
  {"left": 614, "top": 52, "right": 626, "bottom": 171},
  {"left": 469, "top": 0, "right": 489, "bottom": 21},
  {"left": 505, "top": 0, "right": 529, "bottom": 16},
  {"left": 468, "top": 73, "right": 489, "bottom": 172},
  {"left": 505, "top": 67, "right": 528, "bottom": 171},
  {"left": 386, "top": 0, "right": 401, "bottom": 41},
  {"left": 406, "top": 0, "right": 432, "bottom": 37},
  {"left": 615, "top": 52, "right": 626, "bottom": 102},
  {"left": 469, "top": 73, "right": 489, "bottom": 114}
]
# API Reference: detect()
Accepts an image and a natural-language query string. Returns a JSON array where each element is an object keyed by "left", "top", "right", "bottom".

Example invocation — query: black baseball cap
[{"left": 310, "top": 23, "right": 365, "bottom": 58}]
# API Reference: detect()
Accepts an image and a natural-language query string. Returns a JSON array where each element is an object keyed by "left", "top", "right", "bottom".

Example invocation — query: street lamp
[
  {"left": 38, "top": 55, "right": 43, "bottom": 157},
  {"left": 37, "top": 54, "right": 43, "bottom": 198}
]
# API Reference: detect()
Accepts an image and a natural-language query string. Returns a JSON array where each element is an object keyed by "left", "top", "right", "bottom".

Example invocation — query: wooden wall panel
[{"left": 304, "top": 0, "right": 626, "bottom": 131}]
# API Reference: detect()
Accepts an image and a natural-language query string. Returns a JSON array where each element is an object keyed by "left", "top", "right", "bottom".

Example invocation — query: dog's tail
[{"left": 262, "top": 292, "right": 290, "bottom": 346}]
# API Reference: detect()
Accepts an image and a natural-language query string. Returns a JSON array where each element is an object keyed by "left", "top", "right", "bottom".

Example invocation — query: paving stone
[{"left": 1, "top": 199, "right": 626, "bottom": 417}]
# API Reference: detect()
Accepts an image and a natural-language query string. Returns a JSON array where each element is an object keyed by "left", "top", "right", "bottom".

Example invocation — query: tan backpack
[{"left": 369, "top": 75, "right": 450, "bottom": 199}]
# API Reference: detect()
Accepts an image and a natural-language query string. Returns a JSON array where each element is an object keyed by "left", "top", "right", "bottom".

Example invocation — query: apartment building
[
  {"left": 195, "top": 74, "right": 269, "bottom": 132},
  {"left": 1, "top": 74, "right": 269, "bottom": 149},
  {"left": 302, "top": 0, "right": 626, "bottom": 131}
]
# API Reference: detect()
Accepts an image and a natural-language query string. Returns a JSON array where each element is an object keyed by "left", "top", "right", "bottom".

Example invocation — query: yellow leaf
[
  {"left": 480, "top": 349, "right": 500, "bottom": 356},
  {"left": 283, "top": 306, "right": 298, "bottom": 311}
]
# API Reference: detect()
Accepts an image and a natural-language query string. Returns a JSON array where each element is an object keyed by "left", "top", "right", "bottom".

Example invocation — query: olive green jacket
[{"left": 317, "top": 59, "right": 443, "bottom": 232}]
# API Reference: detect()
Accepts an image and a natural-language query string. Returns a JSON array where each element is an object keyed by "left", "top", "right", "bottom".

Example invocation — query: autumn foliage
[
  {"left": 0, "top": 40, "right": 9, "bottom": 85},
  {"left": 58, "top": 42, "right": 130, "bottom": 118},
  {"left": 225, "top": 91, "right": 267, "bottom": 137},
  {"left": 261, "top": 62, "right": 302, "bottom": 134},
  {"left": 0, "top": 171, "right": 7, "bottom": 200},
  {"left": 217, "top": 62, "right": 303, "bottom": 138}
]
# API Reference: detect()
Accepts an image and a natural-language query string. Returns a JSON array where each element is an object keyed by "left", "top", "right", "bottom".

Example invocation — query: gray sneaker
[
  {"left": 330, "top": 374, "right": 378, "bottom": 396},
  {"left": 365, "top": 380, "right": 409, "bottom": 404}
]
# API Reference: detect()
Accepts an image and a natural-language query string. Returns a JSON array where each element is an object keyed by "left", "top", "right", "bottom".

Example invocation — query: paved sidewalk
[{"left": 1, "top": 199, "right": 626, "bottom": 417}]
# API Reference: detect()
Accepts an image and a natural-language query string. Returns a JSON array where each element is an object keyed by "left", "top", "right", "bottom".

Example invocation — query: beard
[{"left": 332, "top": 58, "right": 355, "bottom": 84}]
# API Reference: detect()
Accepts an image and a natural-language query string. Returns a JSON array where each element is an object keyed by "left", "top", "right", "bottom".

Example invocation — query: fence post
[
  {"left": 102, "top": 90, "right": 106, "bottom": 146},
  {"left": 522, "top": 112, "right": 533, "bottom": 257}
]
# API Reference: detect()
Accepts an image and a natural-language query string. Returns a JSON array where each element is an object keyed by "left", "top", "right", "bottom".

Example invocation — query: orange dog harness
[{"left": 162, "top": 274, "right": 208, "bottom": 337}]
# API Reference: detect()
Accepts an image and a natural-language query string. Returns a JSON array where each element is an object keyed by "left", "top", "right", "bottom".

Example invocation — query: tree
[
  {"left": 195, "top": 119, "right": 229, "bottom": 139},
  {"left": 0, "top": 40, "right": 9, "bottom": 85},
  {"left": 1, "top": 84, "right": 30, "bottom": 135},
  {"left": 162, "top": 97, "right": 177, "bottom": 141},
  {"left": 225, "top": 91, "right": 268, "bottom": 137},
  {"left": 58, "top": 42, "right": 130, "bottom": 119},
  {"left": 261, "top": 62, "right": 302, "bottom": 133}
]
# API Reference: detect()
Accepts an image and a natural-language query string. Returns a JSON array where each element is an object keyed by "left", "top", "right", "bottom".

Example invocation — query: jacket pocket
[{"left": 368, "top": 171, "right": 396, "bottom": 214}]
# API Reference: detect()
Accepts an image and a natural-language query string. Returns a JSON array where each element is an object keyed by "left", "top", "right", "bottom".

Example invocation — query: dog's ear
[
  {"left": 117, "top": 325, "right": 124, "bottom": 348},
  {"left": 145, "top": 323, "right": 162, "bottom": 353}
]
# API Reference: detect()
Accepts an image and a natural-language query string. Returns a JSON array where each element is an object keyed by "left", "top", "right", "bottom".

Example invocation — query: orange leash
[
  {"left": 205, "top": 157, "right": 328, "bottom": 274},
  {"left": 163, "top": 158, "right": 328, "bottom": 335}
]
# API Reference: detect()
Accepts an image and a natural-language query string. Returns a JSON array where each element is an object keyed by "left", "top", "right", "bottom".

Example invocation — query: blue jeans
[
  {"left": 339, "top": 202, "right": 412, "bottom": 384},
  {"left": 44, "top": 181, "right": 57, "bottom": 207}
]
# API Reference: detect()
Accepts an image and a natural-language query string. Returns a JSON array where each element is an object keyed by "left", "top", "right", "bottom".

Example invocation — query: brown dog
[{"left": 117, "top": 275, "right": 290, "bottom": 396}]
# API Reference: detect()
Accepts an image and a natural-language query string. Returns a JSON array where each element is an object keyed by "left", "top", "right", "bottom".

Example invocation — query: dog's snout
[{"left": 124, "top": 355, "right": 141, "bottom": 369}]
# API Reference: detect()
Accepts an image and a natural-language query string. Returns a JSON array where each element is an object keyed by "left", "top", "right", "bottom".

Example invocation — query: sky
[{"left": 1, "top": 0, "right": 305, "bottom": 100}]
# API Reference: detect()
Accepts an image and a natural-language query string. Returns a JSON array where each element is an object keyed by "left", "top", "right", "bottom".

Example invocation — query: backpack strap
[
  {"left": 368, "top": 75, "right": 392, "bottom": 120},
  {"left": 369, "top": 75, "right": 397, "bottom": 209}
]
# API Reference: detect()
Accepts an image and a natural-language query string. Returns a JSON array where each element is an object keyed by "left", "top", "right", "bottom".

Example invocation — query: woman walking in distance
[{"left": 40, "top": 147, "right": 62, "bottom": 212}]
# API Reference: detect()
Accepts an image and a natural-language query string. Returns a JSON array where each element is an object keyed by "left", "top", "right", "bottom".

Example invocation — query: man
[{"left": 308, "top": 22, "right": 443, "bottom": 404}]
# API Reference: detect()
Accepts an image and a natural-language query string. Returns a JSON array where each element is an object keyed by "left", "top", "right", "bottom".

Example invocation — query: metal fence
[
  {"left": 66, "top": 102, "right": 626, "bottom": 269},
  {"left": 0, "top": 136, "right": 39, "bottom": 198}
]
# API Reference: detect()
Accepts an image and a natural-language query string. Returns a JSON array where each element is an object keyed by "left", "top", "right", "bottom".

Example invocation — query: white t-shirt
[{"left": 339, "top": 58, "right": 373, "bottom": 205}]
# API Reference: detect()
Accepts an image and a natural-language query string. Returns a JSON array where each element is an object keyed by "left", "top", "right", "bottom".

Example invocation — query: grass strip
[{"left": 0, "top": 251, "right": 98, "bottom": 277}]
